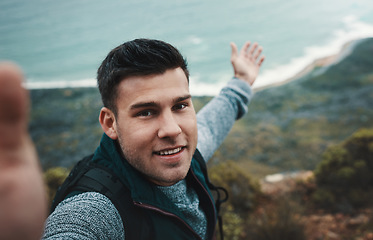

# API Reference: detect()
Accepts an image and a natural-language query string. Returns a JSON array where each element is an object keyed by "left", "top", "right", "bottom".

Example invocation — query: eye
[
  {"left": 173, "top": 103, "right": 188, "bottom": 111},
  {"left": 136, "top": 110, "right": 155, "bottom": 117}
]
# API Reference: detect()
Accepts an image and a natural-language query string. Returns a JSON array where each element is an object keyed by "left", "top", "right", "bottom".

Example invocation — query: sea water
[{"left": 1, "top": 0, "right": 373, "bottom": 95}]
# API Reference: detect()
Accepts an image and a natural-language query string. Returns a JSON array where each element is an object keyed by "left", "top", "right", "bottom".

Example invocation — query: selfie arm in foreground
[{"left": 0, "top": 63, "right": 47, "bottom": 240}]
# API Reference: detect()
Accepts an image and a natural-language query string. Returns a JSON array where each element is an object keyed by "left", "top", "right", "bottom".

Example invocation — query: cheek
[
  {"left": 180, "top": 114, "right": 198, "bottom": 138},
  {"left": 117, "top": 121, "right": 157, "bottom": 148},
  {"left": 117, "top": 129, "right": 153, "bottom": 166}
]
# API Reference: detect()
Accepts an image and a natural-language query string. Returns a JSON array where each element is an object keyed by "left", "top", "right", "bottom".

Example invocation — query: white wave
[
  {"left": 189, "top": 73, "right": 231, "bottom": 96},
  {"left": 253, "top": 15, "right": 373, "bottom": 90},
  {"left": 24, "top": 78, "right": 97, "bottom": 89},
  {"left": 25, "top": 73, "right": 226, "bottom": 96}
]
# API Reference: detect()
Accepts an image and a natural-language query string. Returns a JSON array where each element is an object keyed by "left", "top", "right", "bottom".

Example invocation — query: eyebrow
[{"left": 130, "top": 94, "right": 192, "bottom": 110}]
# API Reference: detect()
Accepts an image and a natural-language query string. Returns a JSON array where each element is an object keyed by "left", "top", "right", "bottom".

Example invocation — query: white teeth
[{"left": 158, "top": 147, "right": 182, "bottom": 156}]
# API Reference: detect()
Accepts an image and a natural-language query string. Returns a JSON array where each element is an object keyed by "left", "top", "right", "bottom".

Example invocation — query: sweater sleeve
[
  {"left": 196, "top": 78, "right": 253, "bottom": 162},
  {"left": 42, "top": 192, "right": 125, "bottom": 239}
]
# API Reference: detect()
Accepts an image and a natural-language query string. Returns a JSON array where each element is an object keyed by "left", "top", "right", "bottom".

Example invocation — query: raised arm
[{"left": 196, "top": 42, "right": 265, "bottom": 161}]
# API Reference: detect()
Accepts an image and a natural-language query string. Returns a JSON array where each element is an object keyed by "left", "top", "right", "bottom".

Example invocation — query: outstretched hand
[{"left": 230, "top": 41, "right": 265, "bottom": 86}]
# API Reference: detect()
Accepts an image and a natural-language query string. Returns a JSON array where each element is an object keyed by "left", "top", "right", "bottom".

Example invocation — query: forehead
[{"left": 116, "top": 68, "right": 190, "bottom": 108}]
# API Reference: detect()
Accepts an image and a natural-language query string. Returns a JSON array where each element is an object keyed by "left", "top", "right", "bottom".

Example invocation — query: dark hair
[{"left": 97, "top": 39, "right": 189, "bottom": 115}]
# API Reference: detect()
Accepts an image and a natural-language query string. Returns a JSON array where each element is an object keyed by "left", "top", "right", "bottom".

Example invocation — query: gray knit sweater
[{"left": 42, "top": 78, "right": 253, "bottom": 240}]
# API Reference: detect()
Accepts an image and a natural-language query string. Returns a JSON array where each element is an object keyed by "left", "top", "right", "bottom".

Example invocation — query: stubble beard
[{"left": 116, "top": 132, "right": 191, "bottom": 186}]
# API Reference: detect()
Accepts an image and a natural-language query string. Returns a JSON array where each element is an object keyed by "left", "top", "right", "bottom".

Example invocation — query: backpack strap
[
  {"left": 50, "top": 154, "right": 153, "bottom": 239},
  {"left": 50, "top": 154, "right": 94, "bottom": 212},
  {"left": 51, "top": 154, "right": 127, "bottom": 213},
  {"left": 193, "top": 149, "right": 228, "bottom": 240}
]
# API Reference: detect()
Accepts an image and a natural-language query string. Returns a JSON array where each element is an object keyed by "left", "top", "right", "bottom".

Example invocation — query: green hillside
[
  {"left": 212, "top": 38, "right": 373, "bottom": 178},
  {"left": 30, "top": 38, "right": 373, "bottom": 177}
]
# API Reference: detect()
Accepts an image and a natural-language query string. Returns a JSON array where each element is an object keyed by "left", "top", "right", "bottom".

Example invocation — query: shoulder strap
[
  {"left": 50, "top": 154, "right": 94, "bottom": 212},
  {"left": 193, "top": 150, "right": 228, "bottom": 240},
  {"left": 50, "top": 154, "right": 153, "bottom": 239},
  {"left": 51, "top": 154, "right": 128, "bottom": 212}
]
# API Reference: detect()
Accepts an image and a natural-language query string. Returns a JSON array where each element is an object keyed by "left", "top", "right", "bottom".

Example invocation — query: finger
[
  {"left": 0, "top": 62, "right": 24, "bottom": 85},
  {"left": 240, "top": 41, "right": 251, "bottom": 56},
  {"left": 230, "top": 42, "right": 238, "bottom": 60},
  {"left": 0, "top": 62, "right": 28, "bottom": 148},
  {"left": 0, "top": 62, "right": 27, "bottom": 120},
  {"left": 253, "top": 46, "right": 263, "bottom": 60},
  {"left": 257, "top": 56, "right": 265, "bottom": 67},
  {"left": 249, "top": 42, "right": 258, "bottom": 55}
]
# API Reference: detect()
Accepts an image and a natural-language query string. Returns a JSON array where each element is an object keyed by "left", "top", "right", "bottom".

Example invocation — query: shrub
[
  {"left": 221, "top": 205, "right": 245, "bottom": 240},
  {"left": 208, "top": 160, "right": 262, "bottom": 216},
  {"left": 245, "top": 197, "right": 306, "bottom": 240},
  {"left": 311, "top": 188, "right": 335, "bottom": 209},
  {"left": 312, "top": 128, "right": 373, "bottom": 211},
  {"left": 44, "top": 167, "right": 69, "bottom": 207}
]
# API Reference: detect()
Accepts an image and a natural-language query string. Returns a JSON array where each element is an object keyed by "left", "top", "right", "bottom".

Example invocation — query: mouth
[{"left": 155, "top": 147, "right": 185, "bottom": 156}]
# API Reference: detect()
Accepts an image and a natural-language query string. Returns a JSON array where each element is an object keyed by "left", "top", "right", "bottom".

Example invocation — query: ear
[{"left": 99, "top": 107, "right": 118, "bottom": 140}]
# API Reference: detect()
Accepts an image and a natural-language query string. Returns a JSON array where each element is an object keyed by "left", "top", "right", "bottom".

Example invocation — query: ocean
[{"left": 1, "top": 0, "right": 373, "bottom": 95}]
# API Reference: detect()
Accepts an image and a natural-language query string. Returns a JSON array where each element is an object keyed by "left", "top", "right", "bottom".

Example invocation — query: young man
[
  {"left": 42, "top": 39, "right": 264, "bottom": 239},
  {"left": 1, "top": 38, "right": 263, "bottom": 239}
]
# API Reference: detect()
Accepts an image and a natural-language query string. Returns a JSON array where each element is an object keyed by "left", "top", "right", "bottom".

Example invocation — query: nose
[{"left": 157, "top": 111, "right": 182, "bottom": 139}]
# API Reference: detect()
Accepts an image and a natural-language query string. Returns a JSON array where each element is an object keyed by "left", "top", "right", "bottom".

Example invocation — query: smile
[{"left": 156, "top": 147, "right": 183, "bottom": 156}]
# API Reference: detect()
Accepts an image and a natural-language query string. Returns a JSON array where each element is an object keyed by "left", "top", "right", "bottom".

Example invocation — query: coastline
[
  {"left": 26, "top": 38, "right": 370, "bottom": 95},
  {"left": 253, "top": 38, "right": 364, "bottom": 92}
]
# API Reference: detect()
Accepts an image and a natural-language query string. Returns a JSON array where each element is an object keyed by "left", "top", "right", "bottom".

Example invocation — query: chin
[{"left": 160, "top": 171, "right": 189, "bottom": 186}]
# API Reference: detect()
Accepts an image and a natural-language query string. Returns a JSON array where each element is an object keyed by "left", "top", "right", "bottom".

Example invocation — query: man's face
[{"left": 113, "top": 67, "right": 198, "bottom": 186}]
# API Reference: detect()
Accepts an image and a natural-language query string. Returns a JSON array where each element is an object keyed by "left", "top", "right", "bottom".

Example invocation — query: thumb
[{"left": 230, "top": 42, "right": 238, "bottom": 61}]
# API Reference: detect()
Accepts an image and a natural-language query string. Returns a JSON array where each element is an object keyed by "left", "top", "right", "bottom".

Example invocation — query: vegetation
[
  {"left": 245, "top": 197, "right": 306, "bottom": 240},
  {"left": 209, "top": 161, "right": 262, "bottom": 214},
  {"left": 206, "top": 128, "right": 373, "bottom": 240},
  {"left": 312, "top": 128, "right": 373, "bottom": 212},
  {"left": 209, "top": 161, "right": 306, "bottom": 240},
  {"left": 43, "top": 167, "right": 69, "bottom": 207}
]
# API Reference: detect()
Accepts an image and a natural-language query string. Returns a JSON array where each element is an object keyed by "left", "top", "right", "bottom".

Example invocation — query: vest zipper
[
  {"left": 189, "top": 169, "right": 217, "bottom": 240},
  {"left": 133, "top": 201, "right": 203, "bottom": 240}
]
